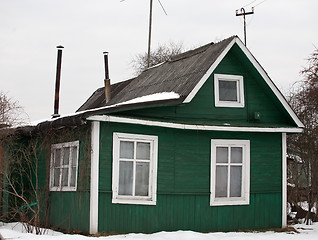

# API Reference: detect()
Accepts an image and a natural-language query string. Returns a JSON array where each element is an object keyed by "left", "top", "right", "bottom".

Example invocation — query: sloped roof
[
  {"left": 77, "top": 36, "right": 235, "bottom": 112},
  {"left": 78, "top": 35, "right": 303, "bottom": 128},
  {"left": 6, "top": 36, "right": 303, "bottom": 136}
]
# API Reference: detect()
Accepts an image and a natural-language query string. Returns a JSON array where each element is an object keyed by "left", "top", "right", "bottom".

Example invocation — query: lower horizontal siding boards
[
  {"left": 98, "top": 192, "right": 281, "bottom": 234},
  {"left": 49, "top": 191, "right": 90, "bottom": 233}
]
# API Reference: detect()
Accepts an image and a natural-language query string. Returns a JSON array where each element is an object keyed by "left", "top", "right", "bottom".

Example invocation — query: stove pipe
[
  {"left": 103, "top": 52, "right": 111, "bottom": 104},
  {"left": 52, "top": 45, "right": 64, "bottom": 118}
]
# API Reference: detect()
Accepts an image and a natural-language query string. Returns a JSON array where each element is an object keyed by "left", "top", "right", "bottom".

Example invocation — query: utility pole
[{"left": 236, "top": 7, "right": 254, "bottom": 46}]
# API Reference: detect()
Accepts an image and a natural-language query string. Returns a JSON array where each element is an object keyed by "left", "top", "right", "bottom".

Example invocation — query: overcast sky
[{"left": 1, "top": 0, "right": 317, "bottom": 122}]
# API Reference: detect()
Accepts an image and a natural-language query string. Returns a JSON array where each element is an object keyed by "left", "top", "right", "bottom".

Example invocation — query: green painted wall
[
  {"left": 97, "top": 121, "right": 283, "bottom": 233},
  {"left": 115, "top": 44, "right": 295, "bottom": 127},
  {"left": 33, "top": 43, "right": 289, "bottom": 233},
  {"left": 36, "top": 125, "right": 91, "bottom": 233}
]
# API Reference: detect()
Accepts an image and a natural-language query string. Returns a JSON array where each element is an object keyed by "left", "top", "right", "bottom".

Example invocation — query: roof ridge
[
  {"left": 168, "top": 36, "right": 237, "bottom": 63},
  {"left": 169, "top": 42, "right": 214, "bottom": 62}
]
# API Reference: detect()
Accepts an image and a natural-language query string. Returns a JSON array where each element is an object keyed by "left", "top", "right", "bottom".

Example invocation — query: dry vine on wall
[{"left": 0, "top": 124, "right": 91, "bottom": 234}]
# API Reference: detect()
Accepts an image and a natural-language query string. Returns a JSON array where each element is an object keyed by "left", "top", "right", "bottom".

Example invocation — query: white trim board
[
  {"left": 183, "top": 37, "right": 304, "bottom": 129},
  {"left": 282, "top": 133, "right": 287, "bottom": 228},
  {"left": 90, "top": 121, "right": 100, "bottom": 234},
  {"left": 87, "top": 115, "right": 302, "bottom": 133}
]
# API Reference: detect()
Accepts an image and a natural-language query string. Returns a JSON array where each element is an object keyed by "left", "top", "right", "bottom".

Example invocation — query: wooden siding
[
  {"left": 36, "top": 125, "right": 91, "bottom": 232},
  {"left": 99, "top": 192, "right": 281, "bottom": 233},
  {"left": 115, "top": 44, "right": 294, "bottom": 127},
  {"left": 97, "top": 121, "right": 283, "bottom": 233},
  {"left": 49, "top": 191, "right": 90, "bottom": 232}
]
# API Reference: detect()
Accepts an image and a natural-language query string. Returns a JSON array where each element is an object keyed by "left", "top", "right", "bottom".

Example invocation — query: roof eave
[
  {"left": 81, "top": 97, "right": 184, "bottom": 118},
  {"left": 87, "top": 115, "right": 304, "bottom": 133}
]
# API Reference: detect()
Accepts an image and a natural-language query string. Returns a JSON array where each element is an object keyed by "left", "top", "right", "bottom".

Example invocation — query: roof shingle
[{"left": 77, "top": 36, "right": 236, "bottom": 112}]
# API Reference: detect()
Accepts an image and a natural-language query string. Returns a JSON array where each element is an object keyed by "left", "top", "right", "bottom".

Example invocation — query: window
[
  {"left": 210, "top": 139, "right": 250, "bottom": 206},
  {"left": 214, "top": 74, "right": 245, "bottom": 108},
  {"left": 112, "top": 132, "right": 158, "bottom": 205},
  {"left": 50, "top": 141, "right": 79, "bottom": 191}
]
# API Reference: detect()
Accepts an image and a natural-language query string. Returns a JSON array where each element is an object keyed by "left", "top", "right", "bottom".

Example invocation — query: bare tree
[
  {"left": 131, "top": 41, "right": 184, "bottom": 75},
  {"left": 0, "top": 133, "right": 48, "bottom": 234},
  {"left": 288, "top": 48, "right": 318, "bottom": 224},
  {"left": 0, "top": 91, "right": 28, "bottom": 128},
  {"left": 0, "top": 92, "right": 42, "bottom": 232}
]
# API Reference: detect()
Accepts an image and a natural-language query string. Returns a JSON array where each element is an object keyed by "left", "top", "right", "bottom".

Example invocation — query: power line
[
  {"left": 242, "top": 0, "right": 267, "bottom": 8},
  {"left": 158, "top": 0, "right": 167, "bottom": 15},
  {"left": 253, "top": 0, "right": 267, "bottom": 8},
  {"left": 243, "top": 0, "right": 258, "bottom": 8}
]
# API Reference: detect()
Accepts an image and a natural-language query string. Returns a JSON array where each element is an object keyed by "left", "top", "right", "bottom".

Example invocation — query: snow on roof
[
  {"left": 116, "top": 92, "right": 180, "bottom": 106},
  {"left": 16, "top": 92, "right": 180, "bottom": 129}
]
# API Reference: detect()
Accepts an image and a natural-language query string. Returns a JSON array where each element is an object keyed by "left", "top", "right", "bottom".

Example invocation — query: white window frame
[
  {"left": 210, "top": 139, "right": 250, "bottom": 206},
  {"left": 112, "top": 132, "right": 158, "bottom": 205},
  {"left": 50, "top": 140, "right": 79, "bottom": 191},
  {"left": 214, "top": 74, "right": 245, "bottom": 108}
]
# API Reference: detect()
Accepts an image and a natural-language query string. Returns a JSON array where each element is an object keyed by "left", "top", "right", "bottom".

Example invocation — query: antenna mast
[
  {"left": 147, "top": 0, "right": 153, "bottom": 68},
  {"left": 122, "top": 0, "right": 167, "bottom": 68},
  {"left": 236, "top": 7, "right": 254, "bottom": 46}
]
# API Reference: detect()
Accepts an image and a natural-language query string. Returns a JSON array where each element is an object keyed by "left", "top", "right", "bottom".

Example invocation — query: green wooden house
[{"left": 3, "top": 36, "right": 303, "bottom": 234}]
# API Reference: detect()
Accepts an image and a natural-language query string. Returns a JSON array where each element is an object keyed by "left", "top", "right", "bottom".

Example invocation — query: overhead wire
[
  {"left": 253, "top": 0, "right": 267, "bottom": 8},
  {"left": 157, "top": 0, "right": 168, "bottom": 15},
  {"left": 242, "top": 0, "right": 258, "bottom": 8}
]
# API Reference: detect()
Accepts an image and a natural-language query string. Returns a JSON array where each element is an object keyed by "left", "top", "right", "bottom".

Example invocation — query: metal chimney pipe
[
  {"left": 103, "top": 52, "right": 111, "bottom": 104},
  {"left": 52, "top": 45, "right": 64, "bottom": 118}
]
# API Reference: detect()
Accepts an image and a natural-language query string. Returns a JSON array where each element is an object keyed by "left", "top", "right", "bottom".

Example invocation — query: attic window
[{"left": 214, "top": 74, "right": 245, "bottom": 108}]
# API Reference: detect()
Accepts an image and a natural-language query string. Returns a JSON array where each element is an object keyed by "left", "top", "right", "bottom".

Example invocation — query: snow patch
[
  {"left": 117, "top": 92, "right": 180, "bottom": 106},
  {"left": 1, "top": 222, "right": 318, "bottom": 240}
]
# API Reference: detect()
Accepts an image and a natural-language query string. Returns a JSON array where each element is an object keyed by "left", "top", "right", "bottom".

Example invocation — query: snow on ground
[{"left": 1, "top": 222, "right": 318, "bottom": 240}]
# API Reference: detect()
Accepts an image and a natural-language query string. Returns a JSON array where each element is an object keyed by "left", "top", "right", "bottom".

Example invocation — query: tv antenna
[{"left": 121, "top": 0, "right": 168, "bottom": 68}]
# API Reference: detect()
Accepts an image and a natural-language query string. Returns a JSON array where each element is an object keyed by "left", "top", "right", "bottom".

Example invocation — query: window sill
[
  {"left": 112, "top": 198, "right": 156, "bottom": 205},
  {"left": 210, "top": 197, "right": 249, "bottom": 206},
  {"left": 50, "top": 187, "right": 77, "bottom": 192},
  {"left": 215, "top": 101, "right": 245, "bottom": 108}
]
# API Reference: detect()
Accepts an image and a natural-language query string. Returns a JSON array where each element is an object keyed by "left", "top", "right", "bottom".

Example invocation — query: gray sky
[{"left": 1, "top": 0, "right": 317, "bottom": 122}]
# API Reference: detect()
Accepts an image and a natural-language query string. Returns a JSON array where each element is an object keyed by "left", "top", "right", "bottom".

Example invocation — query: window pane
[
  {"left": 71, "top": 147, "right": 78, "bottom": 167},
  {"left": 63, "top": 147, "right": 70, "bottom": 165},
  {"left": 53, "top": 168, "right": 60, "bottom": 187},
  {"left": 136, "top": 142, "right": 150, "bottom": 160},
  {"left": 230, "top": 166, "right": 242, "bottom": 197},
  {"left": 118, "top": 161, "right": 133, "bottom": 195},
  {"left": 70, "top": 167, "right": 76, "bottom": 187},
  {"left": 54, "top": 149, "right": 61, "bottom": 167},
  {"left": 135, "top": 162, "right": 149, "bottom": 196},
  {"left": 215, "top": 166, "right": 228, "bottom": 197},
  {"left": 219, "top": 80, "right": 238, "bottom": 102},
  {"left": 120, "top": 141, "right": 134, "bottom": 159},
  {"left": 61, "top": 168, "right": 69, "bottom": 187},
  {"left": 216, "top": 147, "right": 228, "bottom": 163},
  {"left": 231, "top": 147, "right": 242, "bottom": 163}
]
